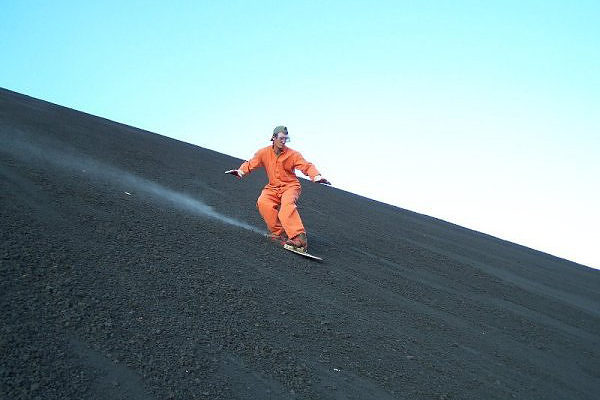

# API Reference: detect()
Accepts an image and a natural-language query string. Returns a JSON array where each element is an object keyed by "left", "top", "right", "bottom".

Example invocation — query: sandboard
[{"left": 283, "top": 244, "right": 323, "bottom": 261}]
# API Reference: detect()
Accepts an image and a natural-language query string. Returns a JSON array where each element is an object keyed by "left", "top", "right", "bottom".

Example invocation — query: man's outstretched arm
[{"left": 225, "top": 149, "right": 265, "bottom": 179}]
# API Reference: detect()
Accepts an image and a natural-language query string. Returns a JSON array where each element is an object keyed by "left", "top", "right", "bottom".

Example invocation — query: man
[{"left": 225, "top": 126, "right": 330, "bottom": 251}]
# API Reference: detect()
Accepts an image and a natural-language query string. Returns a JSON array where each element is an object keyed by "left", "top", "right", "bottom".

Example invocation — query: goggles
[{"left": 274, "top": 135, "right": 290, "bottom": 143}]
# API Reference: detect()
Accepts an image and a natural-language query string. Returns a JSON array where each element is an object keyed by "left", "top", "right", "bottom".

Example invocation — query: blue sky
[{"left": 2, "top": 1, "right": 599, "bottom": 269}]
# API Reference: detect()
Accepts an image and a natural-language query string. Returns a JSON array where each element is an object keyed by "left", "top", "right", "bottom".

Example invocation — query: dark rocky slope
[{"left": 2, "top": 88, "right": 599, "bottom": 399}]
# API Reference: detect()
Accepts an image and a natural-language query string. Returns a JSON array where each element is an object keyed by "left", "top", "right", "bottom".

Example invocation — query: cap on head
[{"left": 272, "top": 125, "right": 288, "bottom": 140}]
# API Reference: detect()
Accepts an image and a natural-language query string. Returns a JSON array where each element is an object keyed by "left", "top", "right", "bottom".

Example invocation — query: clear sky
[{"left": 2, "top": 1, "right": 599, "bottom": 269}]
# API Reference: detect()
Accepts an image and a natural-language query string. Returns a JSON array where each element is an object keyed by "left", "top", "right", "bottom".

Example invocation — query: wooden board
[{"left": 283, "top": 244, "right": 323, "bottom": 261}]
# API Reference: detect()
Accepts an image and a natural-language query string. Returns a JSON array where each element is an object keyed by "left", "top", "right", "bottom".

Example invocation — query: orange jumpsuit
[{"left": 239, "top": 145, "right": 320, "bottom": 239}]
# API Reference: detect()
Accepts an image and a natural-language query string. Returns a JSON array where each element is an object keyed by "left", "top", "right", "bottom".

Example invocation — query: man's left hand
[{"left": 314, "top": 175, "right": 331, "bottom": 185}]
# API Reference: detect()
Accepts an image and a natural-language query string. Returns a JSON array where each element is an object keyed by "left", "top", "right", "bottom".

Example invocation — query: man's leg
[
  {"left": 256, "top": 188, "right": 284, "bottom": 235},
  {"left": 279, "top": 186, "right": 305, "bottom": 240}
]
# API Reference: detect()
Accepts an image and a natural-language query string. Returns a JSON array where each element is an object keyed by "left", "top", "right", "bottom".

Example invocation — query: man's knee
[
  {"left": 257, "top": 195, "right": 278, "bottom": 211},
  {"left": 280, "top": 199, "right": 297, "bottom": 210},
  {"left": 279, "top": 200, "right": 299, "bottom": 220}
]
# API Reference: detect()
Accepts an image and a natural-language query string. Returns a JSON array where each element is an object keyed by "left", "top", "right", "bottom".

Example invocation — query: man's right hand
[{"left": 225, "top": 169, "right": 244, "bottom": 179}]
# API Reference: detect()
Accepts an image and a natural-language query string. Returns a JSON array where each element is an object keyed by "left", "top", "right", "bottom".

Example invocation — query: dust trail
[
  {"left": 117, "top": 170, "right": 263, "bottom": 233},
  {"left": 1, "top": 130, "right": 264, "bottom": 234}
]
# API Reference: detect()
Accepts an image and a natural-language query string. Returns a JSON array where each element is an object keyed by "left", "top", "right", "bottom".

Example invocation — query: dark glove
[{"left": 314, "top": 175, "right": 331, "bottom": 185}]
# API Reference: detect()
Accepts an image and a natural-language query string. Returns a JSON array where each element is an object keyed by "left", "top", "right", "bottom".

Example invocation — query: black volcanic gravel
[{"left": 2, "top": 87, "right": 600, "bottom": 399}]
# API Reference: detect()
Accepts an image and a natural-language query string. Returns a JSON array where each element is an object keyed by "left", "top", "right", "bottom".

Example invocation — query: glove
[
  {"left": 225, "top": 169, "right": 244, "bottom": 179},
  {"left": 313, "top": 175, "right": 331, "bottom": 185}
]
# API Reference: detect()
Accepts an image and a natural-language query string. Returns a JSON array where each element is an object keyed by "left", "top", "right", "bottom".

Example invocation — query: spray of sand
[{"left": 2, "top": 131, "right": 263, "bottom": 234}]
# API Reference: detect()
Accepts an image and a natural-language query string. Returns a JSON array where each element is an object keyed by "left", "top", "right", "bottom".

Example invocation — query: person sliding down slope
[{"left": 225, "top": 126, "right": 330, "bottom": 252}]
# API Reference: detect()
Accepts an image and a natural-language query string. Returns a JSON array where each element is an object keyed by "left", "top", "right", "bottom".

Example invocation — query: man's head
[
  {"left": 272, "top": 125, "right": 288, "bottom": 139},
  {"left": 271, "top": 125, "right": 290, "bottom": 150}
]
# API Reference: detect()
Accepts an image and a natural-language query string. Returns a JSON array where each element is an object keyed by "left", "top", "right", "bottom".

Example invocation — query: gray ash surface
[{"left": 2, "top": 88, "right": 599, "bottom": 399}]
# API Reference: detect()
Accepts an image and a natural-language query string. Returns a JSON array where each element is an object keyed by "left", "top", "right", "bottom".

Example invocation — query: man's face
[{"left": 273, "top": 133, "right": 289, "bottom": 150}]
